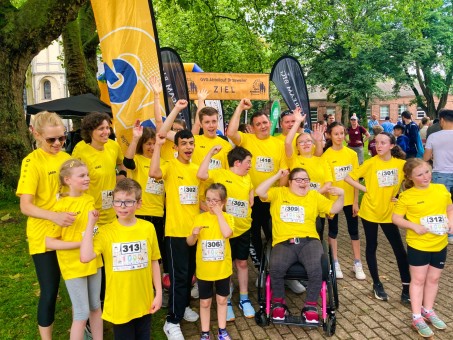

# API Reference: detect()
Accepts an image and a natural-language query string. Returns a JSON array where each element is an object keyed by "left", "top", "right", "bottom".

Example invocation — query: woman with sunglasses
[
  {"left": 72, "top": 112, "right": 125, "bottom": 226},
  {"left": 17, "top": 111, "right": 73, "bottom": 339},
  {"left": 255, "top": 168, "right": 344, "bottom": 324}
]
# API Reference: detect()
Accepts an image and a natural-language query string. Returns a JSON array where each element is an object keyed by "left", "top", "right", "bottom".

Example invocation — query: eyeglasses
[
  {"left": 298, "top": 140, "right": 312, "bottom": 145},
  {"left": 291, "top": 178, "right": 310, "bottom": 183},
  {"left": 112, "top": 200, "right": 137, "bottom": 207},
  {"left": 206, "top": 198, "right": 222, "bottom": 204},
  {"left": 45, "top": 135, "right": 67, "bottom": 144}
]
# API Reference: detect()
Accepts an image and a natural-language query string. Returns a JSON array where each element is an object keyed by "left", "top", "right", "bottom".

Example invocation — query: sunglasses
[
  {"left": 280, "top": 110, "right": 293, "bottom": 118},
  {"left": 45, "top": 135, "right": 67, "bottom": 144}
]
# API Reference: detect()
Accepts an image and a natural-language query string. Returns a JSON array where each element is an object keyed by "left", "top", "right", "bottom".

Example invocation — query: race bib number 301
[
  {"left": 201, "top": 239, "right": 225, "bottom": 261},
  {"left": 280, "top": 205, "right": 305, "bottom": 223},
  {"left": 255, "top": 156, "right": 274, "bottom": 173},
  {"left": 420, "top": 215, "right": 449, "bottom": 235},
  {"left": 112, "top": 240, "right": 148, "bottom": 271},
  {"left": 377, "top": 168, "right": 398, "bottom": 187},
  {"left": 334, "top": 165, "right": 352, "bottom": 181},
  {"left": 179, "top": 186, "right": 198, "bottom": 204}
]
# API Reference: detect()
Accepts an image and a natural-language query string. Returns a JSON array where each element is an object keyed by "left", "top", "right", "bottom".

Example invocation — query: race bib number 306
[
  {"left": 334, "top": 165, "right": 352, "bottom": 181},
  {"left": 201, "top": 239, "right": 225, "bottom": 261},
  {"left": 112, "top": 240, "right": 148, "bottom": 271}
]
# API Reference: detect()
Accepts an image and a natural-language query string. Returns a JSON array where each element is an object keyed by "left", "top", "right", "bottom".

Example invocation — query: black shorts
[
  {"left": 198, "top": 276, "right": 230, "bottom": 299},
  {"left": 230, "top": 230, "right": 251, "bottom": 261},
  {"left": 407, "top": 245, "right": 447, "bottom": 269}
]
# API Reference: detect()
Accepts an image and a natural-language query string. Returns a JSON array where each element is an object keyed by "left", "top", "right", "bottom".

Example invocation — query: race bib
[
  {"left": 333, "top": 165, "right": 352, "bottom": 181},
  {"left": 145, "top": 177, "right": 164, "bottom": 195},
  {"left": 101, "top": 190, "right": 113, "bottom": 210},
  {"left": 310, "top": 182, "right": 321, "bottom": 191},
  {"left": 112, "top": 240, "right": 148, "bottom": 271},
  {"left": 201, "top": 239, "right": 225, "bottom": 261},
  {"left": 178, "top": 186, "right": 198, "bottom": 204},
  {"left": 255, "top": 156, "right": 274, "bottom": 173},
  {"left": 377, "top": 168, "right": 398, "bottom": 187},
  {"left": 280, "top": 205, "right": 305, "bottom": 223},
  {"left": 208, "top": 158, "right": 222, "bottom": 170},
  {"left": 226, "top": 198, "right": 248, "bottom": 218},
  {"left": 420, "top": 215, "right": 449, "bottom": 235}
]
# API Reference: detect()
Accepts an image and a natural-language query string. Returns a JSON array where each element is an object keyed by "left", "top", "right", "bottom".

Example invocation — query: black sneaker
[
  {"left": 401, "top": 291, "right": 410, "bottom": 304},
  {"left": 373, "top": 282, "right": 388, "bottom": 301}
]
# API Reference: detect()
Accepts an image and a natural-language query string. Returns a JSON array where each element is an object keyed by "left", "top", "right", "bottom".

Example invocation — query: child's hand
[
  {"left": 155, "top": 132, "right": 167, "bottom": 146},
  {"left": 54, "top": 212, "right": 76, "bottom": 227},
  {"left": 238, "top": 98, "right": 252, "bottom": 111},
  {"left": 293, "top": 107, "right": 305, "bottom": 123},
  {"left": 277, "top": 169, "right": 289, "bottom": 178},
  {"left": 150, "top": 294, "right": 162, "bottom": 314},
  {"left": 328, "top": 187, "right": 344, "bottom": 196},
  {"left": 150, "top": 76, "right": 162, "bottom": 95},
  {"left": 192, "top": 227, "right": 202, "bottom": 236},
  {"left": 209, "top": 145, "right": 222, "bottom": 155},
  {"left": 211, "top": 203, "right": 224, "bottom": 216},
  {"left": 88, "top": 210, "right": 99, "bottom": 226},
  {"left": 413, "top": 224, "right": 428, "bottom": 235},
  {"left": 352, "top": 202, "right": 359, "bottom": 217},
  {"left": 311, "top": 123, "right": 325, "bottom": 143},
  {"left": 132, "top": 119, "right": 143, "bottom": 140},
  {"left": 197, "top": 88, "right": 209, "bottom": 101},
  {"left": 175, "top": 99, "right": 188, "bottom": 111}
]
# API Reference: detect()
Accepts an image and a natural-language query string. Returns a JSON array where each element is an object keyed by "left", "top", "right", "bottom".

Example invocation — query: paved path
[{"left": 181, "top": 212, "right": 453, "bottom": 339}]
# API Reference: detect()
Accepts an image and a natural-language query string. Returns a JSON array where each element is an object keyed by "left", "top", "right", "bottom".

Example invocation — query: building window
[
  {"left": 366, "top": 107, "right": 371, "bottom": 119},
  {"left": 398, "top": 104, "right": 407, "bottom": 120},
  {"left": 310, "top": 108, "right": 318, "bottom": 125},
  {"left": 416, "top": 106, "right": 426, "bottom": 119},
  {"left": 379, "top": 105, "right": 389, "bottom": 120},
  {"left": 43, "top": 80, "right": 51, "bottom": 100},
  {"left": 326, "top": 107, "right": 335, "bottom": 115}
]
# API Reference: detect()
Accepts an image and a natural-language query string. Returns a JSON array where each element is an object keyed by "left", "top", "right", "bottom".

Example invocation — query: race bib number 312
[{"left": 420, "top": 215, "right": 449, "bottom": 235}]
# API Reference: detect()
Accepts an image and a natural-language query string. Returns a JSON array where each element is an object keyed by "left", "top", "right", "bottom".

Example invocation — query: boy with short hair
[
  {"left": 393, "top": 124, "right": 410, "bottom": 154},
  {"left": 80, "top": 178, "right": 162, "bottom": 339}
]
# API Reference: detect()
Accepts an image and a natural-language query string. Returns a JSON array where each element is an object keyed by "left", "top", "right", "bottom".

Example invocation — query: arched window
[{"left": 43, "top": 80, "right": 51, "bottom": 100}]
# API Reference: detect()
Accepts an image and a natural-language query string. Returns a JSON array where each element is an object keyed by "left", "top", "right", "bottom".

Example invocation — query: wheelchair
[{"left": 254, "top": 239, "right": 339, "bottom": 337}]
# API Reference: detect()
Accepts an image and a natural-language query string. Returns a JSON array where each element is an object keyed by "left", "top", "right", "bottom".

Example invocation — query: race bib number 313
[{"left": 112, "top": 240, "right": 148, "bottom": 271}]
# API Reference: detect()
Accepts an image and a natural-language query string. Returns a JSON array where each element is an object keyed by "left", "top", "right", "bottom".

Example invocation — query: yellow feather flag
[{"left": 91, "top": 0, "right": 166, "bottom": 153}]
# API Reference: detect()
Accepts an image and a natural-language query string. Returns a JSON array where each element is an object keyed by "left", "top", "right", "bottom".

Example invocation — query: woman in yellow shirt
[
  {"left": 16, "top": 111, "right": 73, "bottom": 339},
  {"left": 256, "top": 168, "right": 344, "bottom": 324},
  {"left": 345, "top": 132, "right": 410, "bottom": 302},
  {"left": 393, "top": 159, "right": 453, "bottom": 338}
]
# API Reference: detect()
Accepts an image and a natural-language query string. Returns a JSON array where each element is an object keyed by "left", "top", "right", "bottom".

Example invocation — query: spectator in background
[
  {"left": 419, "top": 117, "right": 430, "bottom": 144},
  {"left": 393, "top": 124, "right": 409, "bottom": 154},
  {"left": 368, "top": 112, "right": 380, "bottom": 135},
  {"left": 368, "top": 125, "right": 384, "bottom": 157},
  {"left": 401, "top": 111, "right": 420, "bottom": 158},
  {"left": 381, "top": 116, "right": 395, "bottom": 133},
  {"left": 327, "top": 113, "right": 336, "bottom": 126},
  {"left": 426, "top": 118, "right": 441, "bottom": 140},
  {"left": 346, "top": 114, "right": 370, "bottom": 165}
]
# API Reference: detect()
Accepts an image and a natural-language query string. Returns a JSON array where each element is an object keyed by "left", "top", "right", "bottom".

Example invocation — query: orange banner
[{"left": 186, "top": 73, "right": 269, "bottom": 100}]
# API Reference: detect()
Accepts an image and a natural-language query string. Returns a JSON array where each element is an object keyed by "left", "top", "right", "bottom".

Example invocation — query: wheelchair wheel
[
  {"left": 326, "top": 314, "right": 336, "bottom": 336},
  {"left": 255, "top": 309, "right": 268, "bottom": 327},
  {"left": 328, "top": 244, "right": 339, "bottom": 310}
]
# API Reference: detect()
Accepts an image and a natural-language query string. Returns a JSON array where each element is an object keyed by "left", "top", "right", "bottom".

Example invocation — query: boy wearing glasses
[{"left": 80, "top": 178, "right": 162, "bottom": 339}]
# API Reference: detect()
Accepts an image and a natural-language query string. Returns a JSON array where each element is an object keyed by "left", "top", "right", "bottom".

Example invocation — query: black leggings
[
  {"left": 361, "top": 218, "right": 411, "bottom": 284},
  {"left": 250, "top": 197, "right": 272, "bottom": 264},
  {"left": 32, "top": 251, "right": 61, "bottom": 327},
  {"left": 326, "top": 205, "right": 359, "bottom": 240}
]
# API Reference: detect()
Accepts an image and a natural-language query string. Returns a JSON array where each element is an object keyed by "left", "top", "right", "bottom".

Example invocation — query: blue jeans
[{"left": 432, "top": 172, "right": 453, "bottom": 237}]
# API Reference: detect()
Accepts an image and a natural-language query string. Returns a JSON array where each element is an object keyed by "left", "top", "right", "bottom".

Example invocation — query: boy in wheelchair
[{"left": 255, "top": 168, "right": 344, "bottom": 324}]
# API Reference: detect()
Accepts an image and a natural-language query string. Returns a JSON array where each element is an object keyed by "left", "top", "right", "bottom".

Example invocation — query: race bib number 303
[
  {"left": 201, "top": 239, "right": 225, "bottom": 261},
  {"left": 420, "top": 215, "right": 449, "bottom": 235},
  {"left": 280, "top": 205, "right": 305, "bottom": 223},
  {"left": 112, "top": 240, "right": 148, "bottom": 271},
  {"left": 377, "top": 168, "right": 398, "bottom": 187},
  {"left": 334, "top": 165, "right": 352, "bottom": 181}
]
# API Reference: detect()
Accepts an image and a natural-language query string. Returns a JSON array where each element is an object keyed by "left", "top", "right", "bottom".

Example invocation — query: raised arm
[
  {"left": 197, "top": 145, "right": 222, "bottom": 181},
  {"left": 213, "top": 205, "right": 233, "bottom": 238},
  {"left": 227, "top": 98, "right": 252, "bottom": 145},
  {"left": 192, "top": 89, "right": 209, "bottom": 135},
  {"left": 158, "top": 99, "right": 188, "bottom": 142},
  {"left": 150, "top": 76, "right": 164, "bottom": 131},
  {"left": 311, "top": 123, "right": 325, "bottom": 156},
  {"left": 123, "top": 119, "right": 142, "bottom": 170},
  {"left": 285, "top": 107, "right": 305, "bottom": 158},
  {"left": 255, "top": 169, "right": 288, "bottom": 200},
  {"left": 149, "top": 132, "right": 166, "bottom": 179}
]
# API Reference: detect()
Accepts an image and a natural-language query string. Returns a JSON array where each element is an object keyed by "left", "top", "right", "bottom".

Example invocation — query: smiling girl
[{"left": 345, "top": 132, "right": 410, "bottom": 302}]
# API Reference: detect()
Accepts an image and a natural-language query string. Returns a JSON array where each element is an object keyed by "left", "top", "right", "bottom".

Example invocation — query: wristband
[{"left": 117, "top": 170, "right": 127, "bottom": 177}]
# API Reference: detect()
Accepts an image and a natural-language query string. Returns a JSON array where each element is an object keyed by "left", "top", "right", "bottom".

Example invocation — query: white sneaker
[
  {"left": 191, "top": 282, "right": 199, "bottom": 299},
  {"left": 285, "top": 279, "right": 306, "bottom": 294},
  {"left": 335, "top": 262, "right": 343, "bottom": 279},
  {"left": 353, "top": 262, "right": 366, "bottom": 280},
  {"left": 183, "top": 306, "right": 199, "bottom": 322},
  {"left": 163, "top": 321, "right": 185, "bottom": 340}
]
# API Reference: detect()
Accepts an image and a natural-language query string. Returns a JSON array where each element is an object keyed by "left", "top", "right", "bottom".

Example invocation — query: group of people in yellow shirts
[{"left": 17, "top": 83, "right": 453, "bottom": 340}]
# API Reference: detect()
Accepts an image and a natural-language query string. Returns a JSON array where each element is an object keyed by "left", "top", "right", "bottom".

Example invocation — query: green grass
[{"left": 0, "top": 199, "right": 167, "bottom": 339}]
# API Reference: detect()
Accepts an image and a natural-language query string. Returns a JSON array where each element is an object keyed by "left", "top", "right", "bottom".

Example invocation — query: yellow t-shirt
[
  {"left": 72, "top": 140, "right": 123, "bottom": 225},
  {"left": 93, "top": 218, "right": 161, "bottom": 324},
  {"left": 288, "top": 155, "right": 333, "bottom": 192},
  {"left": 161, "top": 140, "right": 177, "bottom": 161},
  {"left": 16, "top": 148, "right": 71, "bottom": 255},
  {"left": 192, "top": 135, "right": 232, "bottom": 170},
  {"left": 263, "top": 187, "right": 333, "bottom": 246},
  {"left": 47, "top": 194, "right": 100, "bottom": 280},
  {"left": 350, "top": 156, "right": 405, "bottom": 223},
  {"left": 238, "top": 132, "right": 288, "bottom": 190},
  {"left": 393, "top": 184, "right": 451, "bottom": 252},
  {"left": 321, "top": 147, "right": 359, "bottom": 206},
  {"left": 161, "top": 159, "right": 200, "bottom": 237},
  {"left": 205, "top": 169, "right": 253, "bottom": 237},
  {"left": 129, "top": 154, "right": 165, "bottom": 217},
  {"left": 193, "top": 212, "right": 234, "bottom": 281}
]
